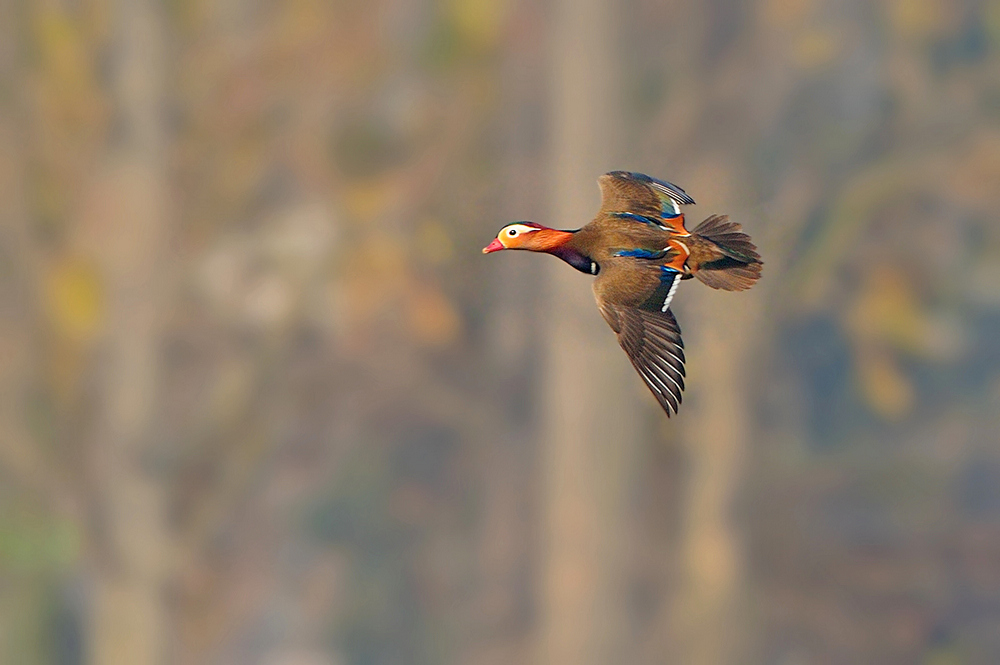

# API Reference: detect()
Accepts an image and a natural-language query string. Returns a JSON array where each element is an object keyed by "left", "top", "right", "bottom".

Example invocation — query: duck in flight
[{"left": 482, "top": 171, "right": 762, "bottom": 416}]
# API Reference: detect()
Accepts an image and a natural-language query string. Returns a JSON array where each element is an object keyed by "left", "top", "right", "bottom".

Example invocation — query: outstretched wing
[
  {"left": 598, "top": 171, "right": 695, "bottom": 219},
  {"left": 597, "top": 299, "right": 687, "bottom": 416}
]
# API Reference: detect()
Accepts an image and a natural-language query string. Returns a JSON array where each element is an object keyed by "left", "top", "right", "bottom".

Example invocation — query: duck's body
[{"left": 483, "top": 171, "right": 762, "bottom": 416}]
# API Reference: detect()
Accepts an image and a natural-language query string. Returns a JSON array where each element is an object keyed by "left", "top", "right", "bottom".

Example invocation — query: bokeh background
[{"left": 2, "top": 0, "right": 1000, "bottom": 663}]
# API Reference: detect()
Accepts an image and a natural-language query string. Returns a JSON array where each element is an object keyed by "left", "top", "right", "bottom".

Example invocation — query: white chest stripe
[{"left": 661, "top": 274, "right": 681, "bottom": 312}]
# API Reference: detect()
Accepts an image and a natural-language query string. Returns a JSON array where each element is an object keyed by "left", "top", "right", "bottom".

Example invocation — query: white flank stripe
[{"left": 661, "top": 274, "right": 681, "bottom": 312}]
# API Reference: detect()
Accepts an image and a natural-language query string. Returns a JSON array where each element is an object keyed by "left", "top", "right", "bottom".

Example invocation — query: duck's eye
[{"left": 507, "top": 228, "right": 518, "bottom": 237}]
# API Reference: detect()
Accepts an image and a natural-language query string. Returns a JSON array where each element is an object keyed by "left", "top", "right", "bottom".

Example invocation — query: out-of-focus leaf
[
  {"left": 790, "top": 160, "right": 929, "bottom": 310},
  {"left": 33, "top": 9, "right": 92, "bottom": 94},
  {"left": 31, "top": 6, "right": 107, "bottom": 139},
  {"left": 888, "top": 0, "right": 950, "bottom": 40},
  {"left": 341, "top": 178, "right": 400, "bottom": 222},
  {"left": 407, "top": 285, "right": 461, "bottom": 347},
  {"left": 923, "top": 644, "right": 963, "bottom": 665},
  {"left": 967, "top": 258, "right": 1000, "bottom": 306},
  {"left": 338, "top": 235, "right": 409, "bottom": 338},
  {"left": 855, "top": 346, "right": 914, "bottom": 420},
  {"left": 793, "top": 30, "right": 839, "bottom": 69},
  {"left": 846, "top": 266, "right": 966, "bottom": 418},
  {"left": 416, "top": 220, "right": 454, "bottom": 265},
  {"left": 988, "top": 0, "right": 1000, "bottom": 44},
  {"left": 331, "top": 118, "right": 408, "bottom": 181},
  {"left": 847, "top": 266, "right": 964, "bottom": 361},
  {"left": 29, "top": 167, "right": 68, "bottom": 231},
  {"left": 274, "top": 0, "right": 330, "bottom": 50},
  {"left": 0, "top": 512, "right": 79, "bottom": 572},
  {"left": 762, "top": 0, "right": 814, "bottom": 30},
  {"left": 44, "top": 256, "right": 104, "bottom": 343},
  {"left": 944, "top": 131, "right": 1000, "bottom": 207},
  {"left": 446, "top": 0, "right": 510, "bottom": 50},
  {"left": 243, "top": 273, "right": 294, "bottom": 328},
  {"left": 846, "top": 267, "right": 925, "bottom": 355}
]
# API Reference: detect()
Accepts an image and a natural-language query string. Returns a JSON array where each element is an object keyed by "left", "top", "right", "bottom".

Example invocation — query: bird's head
[{"left": 482, "top": 222, "right": 561, "bottom": 253}]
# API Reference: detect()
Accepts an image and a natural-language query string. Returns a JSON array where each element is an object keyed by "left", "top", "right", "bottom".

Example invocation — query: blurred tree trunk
[
  {"left": 0, "top": 2, "right": 65, "bottom": 511},
  {"left": 468, "top": 7, "right": 549, "bottom": 664},
  {"left": 539, "top": 0, "right": 642, "bottom": 663},
  {"left": 667, "top": 294, "right": 752, "bottom": 665},
  {"left": 89, "top": 1, "right": 170, "bottom": 663}
]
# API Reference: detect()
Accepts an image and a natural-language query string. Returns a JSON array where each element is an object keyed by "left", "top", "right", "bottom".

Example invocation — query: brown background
[{"left": 2, "top": 0, "right": 1000, "bottom": 663}]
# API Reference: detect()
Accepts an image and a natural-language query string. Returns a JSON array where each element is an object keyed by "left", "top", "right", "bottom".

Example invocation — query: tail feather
[{"left": 690, "top": 215, "right": 762, "bottom": 291}]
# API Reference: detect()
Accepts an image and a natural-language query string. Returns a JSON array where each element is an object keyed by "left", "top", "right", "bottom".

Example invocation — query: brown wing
[
  {"left": 597, "top": 299, "right": 687, "bottom": 416},
  {"left": 598, "top": 171, "right": 695, "bottom": 219}
]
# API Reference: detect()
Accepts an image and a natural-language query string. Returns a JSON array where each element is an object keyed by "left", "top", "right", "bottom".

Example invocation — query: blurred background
[{"left": 2, "top": 0, "right": 1000, "bottom": 663}]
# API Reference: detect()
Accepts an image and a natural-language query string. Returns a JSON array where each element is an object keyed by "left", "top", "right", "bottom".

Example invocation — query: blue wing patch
[
  {"left": 610, "top": 212, "right": 665, "bottom": 227},
  {"left": 614, "top": 248, "right": 669, "bottom": 259}
]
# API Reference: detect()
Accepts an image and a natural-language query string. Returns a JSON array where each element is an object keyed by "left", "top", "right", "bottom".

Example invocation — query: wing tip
[
  {"left": 607, "top": 304, "right": 688, "bottom": 418},
  {"left": 602, "top": 170, "right": 696, "bottom": 206}
]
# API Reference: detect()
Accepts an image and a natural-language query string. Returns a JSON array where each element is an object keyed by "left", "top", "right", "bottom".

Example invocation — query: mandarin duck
[{"left": 483, "top": 171, "right": 762, "bottom": 416}]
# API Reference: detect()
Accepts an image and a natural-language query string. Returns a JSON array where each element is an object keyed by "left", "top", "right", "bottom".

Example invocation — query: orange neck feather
[
  {"left": 528, "top": 227, "right": 575, "bottom": 252},
  {"left": 527, "top": 227, "right": 594, "bottom": 274}
]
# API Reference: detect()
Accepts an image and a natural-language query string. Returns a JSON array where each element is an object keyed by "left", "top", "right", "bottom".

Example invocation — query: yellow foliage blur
[
  {"left": 33, "top": 9, "right": 94, "bottom": 99},
  {"left": 417, "top": 219, "right": 455, "bottom": 265},
  {"left": 762, "top": 0, "right": 815, "bottom": 30},
  {"left": 856, "top": 346, "right": 914, "bottom": 420},
  {"left": 6, "top": 0, "right": 1000, "bottom": 663},
  {"left": 342, "top": 178, "right": 400, "bottom": 223},
  {"left": 888, "top": 0, "right": 950, "bottom": 40},
  {"left": 447, "top": 0, "right": 510, "bottom": 50},
  {"left": 407, "top": 285, "right": 461, "bottom": 347},
  {"left": 847, "top": 267, "right": 927, "bottom": 357},
  {"left": 793, "top": 29, "right": 839, "bottom": 69},
  {"left": 44, "top": 256, "right": 104, "bottom": 343}
]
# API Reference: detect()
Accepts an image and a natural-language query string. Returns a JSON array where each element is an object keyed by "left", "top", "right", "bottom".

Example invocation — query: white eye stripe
[{"left": 504, "top": 224, "right": 540, "bottom": 236}]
